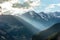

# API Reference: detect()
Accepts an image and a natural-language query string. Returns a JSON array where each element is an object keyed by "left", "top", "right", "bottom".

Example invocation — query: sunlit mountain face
[
  {"left": 17, "top": 11, "right": 60, "bottom": 40},
  {"left": 18, "top": 11, "right": 60, "bottom": 31},
  {"left": 14, "top": 11, "right": 60, "bottom": 40}
]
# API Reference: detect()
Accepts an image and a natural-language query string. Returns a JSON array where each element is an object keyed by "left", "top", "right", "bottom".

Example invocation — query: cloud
[
  {"left": 10, "top": 0, "right": 20, "bottom": 4},
  {"left": 13, "top": 0, "right": 40, "bottom": 8},
  {"left": 44, "top": 3, "right": 60, "bottom": 13},
  {"left": 0, "top": 0, "right": 41, "bottom": 15},
  {"left": 11, "top": 0, "right": 40, "bottom": 15},
  {"left": 0, "top": 0, "right": 9, "bottom": 3},
  {"left": 1, "top": 2, "right": 12, "bottom": 12}
]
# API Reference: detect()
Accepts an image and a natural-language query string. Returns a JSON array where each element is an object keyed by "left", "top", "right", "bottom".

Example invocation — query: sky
[
  {"left": 34, "top": 0, "right": 60, "bottom": 13},
  {"left": 0, "top": 0, "right": 60, "bottom": 15}
]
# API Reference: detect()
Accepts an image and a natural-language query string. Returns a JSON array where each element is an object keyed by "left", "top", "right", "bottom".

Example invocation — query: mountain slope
[
  {"left": 0, "top": 15, "right": 34, "bottom": 40},
  {"left": 32, "top": 23, "right": 60, "bottom": 40}
]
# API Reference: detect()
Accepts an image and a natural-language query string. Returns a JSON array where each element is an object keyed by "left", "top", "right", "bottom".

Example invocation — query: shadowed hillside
[
  {"left": 0, "top": 15, "right": 33, "bottom": 40},
  {"left": 32, "top": 23, "right": 60, "bottom": 40}
]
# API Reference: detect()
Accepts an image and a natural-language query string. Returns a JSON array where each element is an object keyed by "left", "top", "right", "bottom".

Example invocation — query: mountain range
[{"left": 0, "top": 11, "right": 60, "bottom": 40}]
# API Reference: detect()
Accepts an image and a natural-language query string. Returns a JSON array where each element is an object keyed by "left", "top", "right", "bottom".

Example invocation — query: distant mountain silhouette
[
  {"left": 21, "top": 11, "right": 60, "bottom": 21},
  {"left": 32, "top": 23, "right": 60, "bottom": 40}
]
